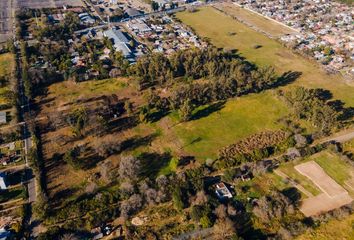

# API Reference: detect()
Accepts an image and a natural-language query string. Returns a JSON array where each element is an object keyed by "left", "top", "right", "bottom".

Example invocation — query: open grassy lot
[
  {"left": 296, "top": 213, "right": 354, "bottom": 240},
  {"left": 312, "top": 151, "right": 353, "bottom": 187},
  {"left": 176, "top": 7, "right": 354, "bottom": 107},
  {"left": 0, "top": 53, "right": 14, "bottom": 76},
  {"left": 171, "top": 91, "right": 288, "bottom": 160},
  {"left": 48, "top": 78, "right": 128, "bottom": 104},
  {"left": 215, "top": 2, "right": 297, "bottom": 37},
  {"left": 0, "top": 53, "right": 15, "bottom": 105}
]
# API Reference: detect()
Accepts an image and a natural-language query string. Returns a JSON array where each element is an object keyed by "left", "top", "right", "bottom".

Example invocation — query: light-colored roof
[
  {"left": 104, "top": 29, "right": 129, "bottom": 43},
  {"left": 104, "top": 29, "right": 132, "bottom": 56},
  {"left": 0, "top": 112, "right": 6, "bottom": 124},
  {"left": 125, "top": 8, "right": 141, "bottom": 17}
]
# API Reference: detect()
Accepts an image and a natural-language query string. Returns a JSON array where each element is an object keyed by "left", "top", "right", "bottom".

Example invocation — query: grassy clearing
[
  {"left": 172, "top": 91, "right": 288, "bottom": 160},
  {"left": 311, "top": 151, "right": 352, "bottom": 186},
  {"left": 176, "top": 7, "right": 354, "bottom": 107},
  {"left": 216, "top": 3, "right": 296, "bottom": 37},
  {"left": 48, "top": 78, "right": 127, "bottom": 103},
  {"left": 296, "top": 213, "right": 354, "bottom": 240},
  {"left": 0, "top": 53, "right": 15, "bottom": 105},
  {"left": 0, "top": 53, "right": 14, "bottom": 77},
  {"left": 237, "top": 172, "right": 292, "bottom": 199}
]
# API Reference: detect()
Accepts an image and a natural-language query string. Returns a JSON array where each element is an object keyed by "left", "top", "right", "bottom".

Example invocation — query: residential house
[{"left": 215, "top": 182, "right": 232, "bottom": 200}]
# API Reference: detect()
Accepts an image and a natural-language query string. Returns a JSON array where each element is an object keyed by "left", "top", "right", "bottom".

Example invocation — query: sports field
[{"left": 176, "top": 7, "right": 354, "bottom": 107}]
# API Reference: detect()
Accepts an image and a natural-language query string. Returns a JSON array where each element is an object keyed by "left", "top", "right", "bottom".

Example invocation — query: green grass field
[
  {"left": 177, "top": 7, "right": 354, "bottom": 107},
  {"left": 312, "top": 151, "right": 352, "bottom": 186},
  {"left": 297, "top": 213, "right": 354, "bottom": 240},
  {"left": 48, "top": 78, "right": 127, "bottom": 103},
  {"left": 0, "top": 53, "right": 15, "bottom": 105},
  {"left": 216, "top": 3, "right": 297, "bottom": 37},
  {"left": 171, "top": 91, "right": 288, "bottom": 160}
]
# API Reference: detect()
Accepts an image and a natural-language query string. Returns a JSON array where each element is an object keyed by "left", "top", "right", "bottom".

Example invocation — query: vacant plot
[
  {"left": 0, "top": 53, "right": 14, "bottom": 77},
  {"left": 295, "top": 161, "right": 353, "bottom": 216},
  {"left": 171, "top": 91, "right": 289, "bottom": 160},
  {"left": 296, "top": 161, "right": 348, "bottom": 197},
  {"left": 215, "top": 2, "right": 297, "bottom": 37},
  {"left": 48, "top": 78, "right": 128, "bottom": 104},
  {"left": 176, "top": 7, "right": 354, "bottom": 107},
  {"left": 312, "top": 151, "right": 353, "bottom": 189},
  {"left": 297, "top": 213, "right": 354, "bottom": 240},
  {"left": 0, "top": 53, "right": 15, "bottom": 105}
]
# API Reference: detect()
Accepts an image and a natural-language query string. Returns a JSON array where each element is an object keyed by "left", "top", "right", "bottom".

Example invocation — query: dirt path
[{"left": 318, "top": 129, "right": 354, "bottom": 144}]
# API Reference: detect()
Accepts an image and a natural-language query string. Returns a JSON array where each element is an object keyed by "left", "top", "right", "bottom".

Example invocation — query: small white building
[
  {"left": 0, "top": 112, "right": 6, "bottom": 124},
  {"left": 0, "top": 172, "right": 7, "bottom": 190},
  {"left": 215, "top": 182, "right": 232, "bottom": 199}
]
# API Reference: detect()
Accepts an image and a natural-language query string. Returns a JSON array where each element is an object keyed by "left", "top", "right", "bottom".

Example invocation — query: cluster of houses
[
  {"left": 47, "top": 6, "right": 97, "bottom": 26},
  {"left": 125, "top": 16, "right": 207, "bottom": 55},
  {"left": 91, "top": 0, "right": 144, "bottom": 21},
  {"left": 235, "top": 0, "right": 354, "bottom": 76}
]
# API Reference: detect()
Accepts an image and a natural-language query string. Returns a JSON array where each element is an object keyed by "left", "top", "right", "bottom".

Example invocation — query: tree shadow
[
  {"left": 148, "top": 109, "right": 171, "bottom": 123},
  {"left": 281, "top": 187, "right": 301, "bottom": 207},
  {"left": 120, "top": 133, "right": 158, "bottom": 153},
  {"left": 51, "top": 187, "right": 79, "bottom": 205},
  {"left": 327, "top": 99, "right": 354, "bottom": 121},
  {"left": 138, "top": 152, "right": 172, "bottom": 179},
  {"left": 274, "top": 71, "right": 302, "bottom": 87},
  {"left": 314, "top": 88, "right": 333, "bottom": 101},
  {"left": 191, "top": 101, "right": 225, "bottom": 120},
  {"left": 183, "top": 137, "right": 202, "bottom": 149},
  {"left": 109, "top": 115, "right": 139, "bottom": 133}
]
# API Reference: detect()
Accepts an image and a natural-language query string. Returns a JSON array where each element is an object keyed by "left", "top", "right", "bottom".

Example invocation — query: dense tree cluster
[
  {"left": 133, "top": 48, "right": 279, "bottom": 93},
  {"left": 281, "top": 87, "right": 341, "bottom": 135}
]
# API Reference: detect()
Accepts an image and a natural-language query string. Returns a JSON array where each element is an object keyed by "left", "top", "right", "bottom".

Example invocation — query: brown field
[
  {"left": 295, "top": 161, "right": 353, "bottom": 216},
  {"left": 37, "top": 78, "right": 144, "bottom": 201}
]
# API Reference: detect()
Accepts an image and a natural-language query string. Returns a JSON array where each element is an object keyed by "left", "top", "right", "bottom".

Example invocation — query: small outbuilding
[
  {"left": 0, "top": 112, "right": 6, "bottom": 124},
  {"left": 215, "top": 182, "right": 232, "bottom": 200}
]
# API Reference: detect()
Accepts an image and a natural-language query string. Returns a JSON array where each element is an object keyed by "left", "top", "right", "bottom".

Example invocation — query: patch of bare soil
[{"left": 295, "top": 161, "right": 353, "bottom": 216}]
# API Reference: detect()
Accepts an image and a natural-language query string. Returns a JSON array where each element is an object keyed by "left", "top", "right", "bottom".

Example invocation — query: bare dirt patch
[{"left": 295, "top": 161, "right": 353, "bottom": 216}]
